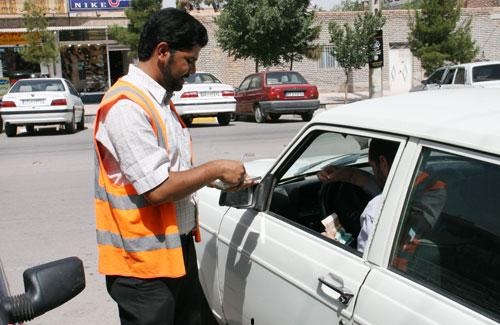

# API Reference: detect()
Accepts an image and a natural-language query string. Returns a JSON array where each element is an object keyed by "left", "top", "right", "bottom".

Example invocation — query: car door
[
  {"left": 439, "top": 68, "right": 457, "bottom": 89},
  {"left": 423, "top": 68, "right": 446, "bottom": 90},
  {"left": 245, "top": 75, "right": 263, "bottom": 114},
  {"left": 216, "top": 126, "right": 406, "bottom": 325},
  {"left": 355, "top": 139, "right": 500, "bottom": 325},
  {"left": 65, "top": 80, "right": 84, "bottom": 117},
  {"left": 234, "top": 76, "right": 252, "bottom": 115}
]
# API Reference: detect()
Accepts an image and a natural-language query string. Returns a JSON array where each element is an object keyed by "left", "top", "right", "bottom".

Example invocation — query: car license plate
[
  {"left": 200, "top": 91, "right": 220, "bottom": 97},
  {"left": 22, "top": 99, "right": 44, "bottom": 104},
  {"left": 286, "top": 91, "right": 304, "bottom": 97}
]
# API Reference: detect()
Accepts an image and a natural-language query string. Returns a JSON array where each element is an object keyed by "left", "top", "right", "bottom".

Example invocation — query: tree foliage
[
  {"left": 108, "top": 0, "right": 161, "bottom": 59},
  {"left": 20, "top": 0, "right": 59, "bottom": 75},
  {"left": 333, "top": 0, "right": 365, "bottom": 11},
  {"left": 216, "top": 0, "right": 320, "bottom": 72},
  {"left": 408, "top": 0, "right": 478, "bottom": 74},
  {"left": 329, "top": 11, "right": 385, "bottom": 102}
]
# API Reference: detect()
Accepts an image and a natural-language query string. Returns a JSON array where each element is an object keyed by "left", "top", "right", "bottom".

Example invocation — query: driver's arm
[{"left": 318, "top": 166, "right": 381, "bottom": 196}]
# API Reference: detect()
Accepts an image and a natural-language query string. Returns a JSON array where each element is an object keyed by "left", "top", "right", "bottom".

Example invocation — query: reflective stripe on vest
[{"left": 93, "top": 79, "right": 187, "bottom": 278}]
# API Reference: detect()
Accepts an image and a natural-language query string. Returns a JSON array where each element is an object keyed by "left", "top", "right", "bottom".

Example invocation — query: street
[{"left": 0, "top": 116, "right": 306, "bottom": 324}]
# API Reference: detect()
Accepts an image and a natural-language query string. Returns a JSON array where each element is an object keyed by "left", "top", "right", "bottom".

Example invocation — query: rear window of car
[
  {"left": 266, "top": 72, "right": 308, "bottom": 85},
  {"left": 472, "top": 64, "right": 500, "bottom": 82},
  {"left": 185, "top": 73, "right": 221, "bottom": 84},
  {"left": 10, "top": 79, "right": 65, "bottom": 93}
]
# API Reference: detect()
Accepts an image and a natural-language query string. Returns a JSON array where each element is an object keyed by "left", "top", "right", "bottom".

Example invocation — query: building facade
[{"left": 0, "top": 1, "right": 499, "bottom": 98}]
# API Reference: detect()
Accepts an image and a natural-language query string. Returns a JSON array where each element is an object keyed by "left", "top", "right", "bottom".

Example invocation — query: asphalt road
[{"left": 0, "top": 116, "right": 306, "bottom": 324}]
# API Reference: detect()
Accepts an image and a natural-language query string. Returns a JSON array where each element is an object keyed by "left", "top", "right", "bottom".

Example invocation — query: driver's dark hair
[
  {"left": 138, "top": 8, "right": 208, "bottom": 61},
  {"left": 368, "top": 139, "right": 399, "bottom": 166}
]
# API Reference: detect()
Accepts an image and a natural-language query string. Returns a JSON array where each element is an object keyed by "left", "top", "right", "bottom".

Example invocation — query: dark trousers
[{"left": 106, "top": 235, "right": 218, "bottom": 325}]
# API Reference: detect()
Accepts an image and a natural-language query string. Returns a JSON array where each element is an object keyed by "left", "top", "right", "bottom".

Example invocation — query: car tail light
[
  {"left": 309, "top": 87, "right": 319, "bottom": 99},
  {"left": 51, "top": 98, "right": 67, "bottom": 106},
  {"left": 222, "top": 90, "right": 235, "bottom": 96},
  {"left": 181, "top": 91, "right": 199, "bottom": 98},
  {"left": 1, "top": 101, "right": 16, "bottom": 107},
  {"left": 266, "top": 87, "right": 280, "bottom": 100}
]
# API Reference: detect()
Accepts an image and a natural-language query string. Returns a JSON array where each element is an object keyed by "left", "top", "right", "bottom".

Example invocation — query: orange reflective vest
[{"left": 93, "top": 79, "right": 200, "bottom": 279}]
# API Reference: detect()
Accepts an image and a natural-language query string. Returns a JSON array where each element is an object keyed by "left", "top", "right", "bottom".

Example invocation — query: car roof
[
  {"left": 448, "top": 60, "right": 500, "bottom": 69},
  {"left": 313, "top": 88, "right": 500, "bottom": 156}
]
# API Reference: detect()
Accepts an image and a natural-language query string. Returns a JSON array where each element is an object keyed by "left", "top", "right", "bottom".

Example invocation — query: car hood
[{"left": 243, "top": 158, "right": 276, "bottom": 178}]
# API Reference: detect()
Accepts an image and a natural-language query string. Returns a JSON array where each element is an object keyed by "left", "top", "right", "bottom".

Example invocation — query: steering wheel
[{"left": 318, "top": 181, "right": 374, "bottom": 246}]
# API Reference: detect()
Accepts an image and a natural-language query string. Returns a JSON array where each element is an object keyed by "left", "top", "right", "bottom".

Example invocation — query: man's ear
[
  {"left": 156, "top": 42, "right": 171, "bottom": 62},
  {"left": 379, "top": 155, "right": 390, "bottom": 176}
]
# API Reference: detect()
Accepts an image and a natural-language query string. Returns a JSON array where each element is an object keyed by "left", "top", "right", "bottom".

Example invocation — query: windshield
[
  {"left": 10, "top": 79, "right": 65, "bottom": 93},
  {"left": 184, "top": 73, "right": 222, "bottom": 84},
  {"left": 266, "top": 71, "right": 307, "bottom": 85},
  {"left": 282, "top": 132, "right": 369, "bottom": 179}
]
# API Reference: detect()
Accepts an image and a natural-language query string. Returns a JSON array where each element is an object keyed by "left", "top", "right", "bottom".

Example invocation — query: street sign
[{"left": 369, "top": 30, "right": 384, "bottom": 68}]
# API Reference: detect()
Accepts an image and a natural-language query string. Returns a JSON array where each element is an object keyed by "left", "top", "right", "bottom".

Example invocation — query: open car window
[{"left": 268, "top": 130, "right": 401, "bottom": 254}]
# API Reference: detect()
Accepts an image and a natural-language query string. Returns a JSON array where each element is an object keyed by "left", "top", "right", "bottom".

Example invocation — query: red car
[{"left": 234, "top": 70, "right": 320, "bottom": 123}]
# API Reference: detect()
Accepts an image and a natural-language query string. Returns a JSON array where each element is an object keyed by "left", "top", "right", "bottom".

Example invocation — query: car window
[
  {"left": 65, "top": 80, "right": 79, "bottom": 96},
  {"left": 268, "top": 130, "right": 400, "bottom": 254},
  {"left": 238, "top": 77, "right": 252, "bottom": 91},
  {"left": 426, "top": 69, "right": 445, "bottom": 84},
  {"left": 10, "top": 79, "right": 65, "bottom": 92},
  {"left": 185, "top": 73, "right": 222, "bottom": 84},
  {"left": 472, "top": 64, "right": 500, "bottom": 82},
  {"left": 249, "top": 75, "right": 261, "bottom": 90},
  {"left": 453, "top": 68, "right": 465, "bottom": 84},
  {"left": 266, "top": 72, "right": 307, "bottom": 85},
  {"left": 442, "top": 68, "right": 456, "bottom": 84},
  {"left": 390, "top": 148, "right": 500, "bottom": 321}
]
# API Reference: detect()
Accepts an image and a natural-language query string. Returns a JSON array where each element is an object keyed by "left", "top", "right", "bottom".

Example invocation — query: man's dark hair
[
  {"left": 138, "top": 8, "right": 208, "bottom": 61},
  {"left": 368, "top": 138, "right": 399, "bottom": 166}
]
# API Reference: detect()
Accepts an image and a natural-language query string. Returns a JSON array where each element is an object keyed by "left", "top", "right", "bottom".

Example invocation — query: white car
[
  {"left": 195, "top": 89, "right": 500, "bottom": 325},
  {"left": 0, "top": 78, "right": 85, "bottom": 137},
  {"left": 172, "top": 72, "right": 236, "bottom": 127},
  {"left": 416, "top": 60, "right": 500, "bottom": 91}
]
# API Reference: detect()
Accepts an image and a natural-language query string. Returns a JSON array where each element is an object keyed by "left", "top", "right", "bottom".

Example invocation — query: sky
[{"left": 310, "top": 0, "right": 339, "bottom": 10}]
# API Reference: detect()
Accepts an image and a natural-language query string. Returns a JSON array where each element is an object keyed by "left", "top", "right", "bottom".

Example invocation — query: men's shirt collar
[{"left": 127, "top": 64, "right": 169, "bottom": 107}]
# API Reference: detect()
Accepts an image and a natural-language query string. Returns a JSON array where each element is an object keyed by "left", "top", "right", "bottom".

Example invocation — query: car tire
[
  {"left": 5, "top": 123, "right": 16, "bottom": 137},
  {"left": 269, "top": 113, "right": 281, "bottom": 122},
  {"left": 217, "top": 113, "right": 231, "bottom": 126},
  {"left": 182, "top": 116, "right": 193, "bottom": 127},
  {"left": 77, "top": 109, "right": 85, "bottom": 130},
  {"left": 26, "top": 124, "right": 35, "bottom": 134},
  {"left": 301, "top": 111, "right": 314, "bottom": 122},
  {"left": 254, "top": 104, "right": 266, "bottom": 123},
  {"left": 233, "top": 113, "right": 239, "bottom": 121},
  {"left": 0, "top": 116, "right": 3, "bottom": 134},
  {"left": 65, "top": 110, "right": 76, "bottom": 134}
]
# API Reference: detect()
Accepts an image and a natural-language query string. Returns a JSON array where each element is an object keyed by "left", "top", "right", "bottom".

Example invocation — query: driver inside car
[{"left": 317, "top": 139, "right": 399, "bottom": 253}]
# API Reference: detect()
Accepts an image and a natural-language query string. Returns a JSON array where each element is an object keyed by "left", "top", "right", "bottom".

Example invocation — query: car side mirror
[
  {"left": 421, "top": 79, "right": 428, "bottom": 85},
  {"left": 0, "top": 257, "right": 85, "bottom": 325},
  {"left": 219, "top": 186, "right": 254, "bottom": 208},
  {"left": 234, "top": 87, "right": 239, "bottom": 92}
]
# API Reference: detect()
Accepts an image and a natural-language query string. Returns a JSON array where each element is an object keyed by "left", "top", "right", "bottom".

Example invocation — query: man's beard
[{"left": 162, "top": 56, "right": 187, "bottom": 92}]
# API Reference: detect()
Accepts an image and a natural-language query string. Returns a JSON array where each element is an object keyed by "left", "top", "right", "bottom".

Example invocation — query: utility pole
[{"left": 368, "top": 0, "right": 383, "bottom": 98}]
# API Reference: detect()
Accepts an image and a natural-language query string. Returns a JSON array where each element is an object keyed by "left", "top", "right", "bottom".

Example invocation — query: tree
[
  {"left": 216, "top": 0, "right": 320, "bottom": 72},
  {"left": 408, "top": 0, "right": 478, "bottom": 75},
  {"left": 108, "top": 0, "right": 161, "bottom": 59},
  {"left": 20, "top": 0, "right": 59, "bottom": 76},
  {"left": 329, "top": 11, "right": 385, "bottom": 103},
  {"left": 333, "top": 0, "right": 365, "bottom": 11}
]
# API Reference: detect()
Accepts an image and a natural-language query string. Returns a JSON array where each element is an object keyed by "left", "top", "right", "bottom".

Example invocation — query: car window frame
[
  {"left": 238, "top": 76, "right": 252, "bottom": 92},
  {"left": 261, "top": 123, "right": 408, "bottom": 257}
]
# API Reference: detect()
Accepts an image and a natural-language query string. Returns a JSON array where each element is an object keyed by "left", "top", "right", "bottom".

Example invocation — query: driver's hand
[{"left": 318, "top": 165, "right": 351, "bottom": 183}]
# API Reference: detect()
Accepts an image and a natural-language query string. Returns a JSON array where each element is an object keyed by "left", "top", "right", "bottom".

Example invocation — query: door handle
[{"left": 318, "top": 276, "right": 354, "bottom": 305}]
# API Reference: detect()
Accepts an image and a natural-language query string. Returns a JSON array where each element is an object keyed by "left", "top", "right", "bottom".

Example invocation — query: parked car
[
  {"left": 233, "top": 70, "right": 320, "bottom": 123},
  {"left": 0, "top": 256, "right": 85, "bottom": 325},
  {"left": 0, "top": 78, "right": 85, "bottom": 137},
  {"left": 195, "top": 88, "right": 500, "bottom": 325},
  {"left": 172, "top": 72, "right": 236, "bottom": 127},
  {"left": 414, "top": 60, "right": 500, "bottom": 91}
]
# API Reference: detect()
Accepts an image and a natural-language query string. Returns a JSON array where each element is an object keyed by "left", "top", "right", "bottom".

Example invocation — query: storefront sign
[
  {"left": 69, "top": 0, "right": 131, "bottom": 11},
  {"left": 369, "top": 30, "right": 384, "bottom": 68},
  {"left": 0, "top": 33, "right": 27, "bottom": 46}
]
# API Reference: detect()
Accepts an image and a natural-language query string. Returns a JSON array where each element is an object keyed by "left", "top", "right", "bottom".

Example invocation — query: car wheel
[
  {"left": 5, "top": 123, "right": 16, "bottom": 137},
  {"left": 65, "top": 110, "right": 76, "bottom": 134},
  {"left": 233, "top": 113, "right": 239, "bottom": 121},
  {"left": 301, "top": 111, "right": 314, "bottom": 122},
  {"left": 269, "top": 113, "right": 281, "bottom": 122},
  {"left": 0, "top": 116, "right": 3, "bottom": 134},
  {"left": 77, "top": 109, "right": 85, "bottom": 130},
  {"left": 182, "top": 116, "right": 193, "bottom": 127},
  {"left": 26, "top": 124, "right": 35, "bottom": 134},
  {"left": 254, "top": 104, "right": 266, "bottom": 123},
  {"left": 217, "top": 113, "right": 231, "bottom": 126}
]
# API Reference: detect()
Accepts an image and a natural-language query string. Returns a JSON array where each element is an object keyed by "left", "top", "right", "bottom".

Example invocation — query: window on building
[{"left": 319, "top": 45, "right": 338, "bottom": 69}]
